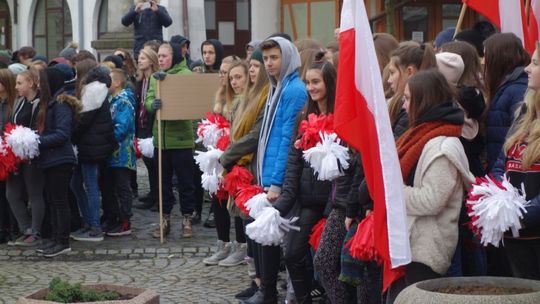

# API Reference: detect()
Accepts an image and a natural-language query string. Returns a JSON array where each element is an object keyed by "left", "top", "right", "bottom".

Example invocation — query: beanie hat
[
  {"left": 53, "top": 63, "right": 75, "bottom": 82},
  {"left": 45, "top": 67, "right": 66, "bottom": 96},
  {"left": 434, "top": 27, "right": 455, "bottom": 49},
  {"left": 32, "top": 55, "right": 48, "bottom": 64},
  {"left": 436, "top": 52, "right": 464, "bottom": 87},
  {"left": 250, "top": 49, "right": 263, "bottom": 64},
  {"left": 454, "top": 29, "right": 485, "bottom": 57},
  {"left": 103, "top": 55, "right": 124, "bottom": 69},
  {"left": 59, "top": 42, "right": 78, "bottom": 61},
  {"left": 8, "top": 63, "right": 27, "bottom": 75},
  {"left": 0, "top": 50, "right": 11, "bottom": 66},
  {"left": 48, "top": 57, "right": 68, "bottom": 66},
  {"left": 84, "top": 65, "right": 112, "bottom": 88}
]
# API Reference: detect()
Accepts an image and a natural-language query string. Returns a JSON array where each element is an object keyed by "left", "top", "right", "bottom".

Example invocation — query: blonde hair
[
  {"left": 17, "top": 69, "right": 39, "bottom": 91},
  {"left": 213, "top": 56, "right": 242, "bottom": 118},
  {"left": 225, "top": 61, "right": 249, "bottom": 104},
  {"left": 136, "top": 48, "right": 159, "bottom": 81}
]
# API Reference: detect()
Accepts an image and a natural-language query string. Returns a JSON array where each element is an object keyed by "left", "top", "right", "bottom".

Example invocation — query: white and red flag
[
  {"left": 528, "top": 0, "right": 540, "bottom": 49},
  {"left": 463, "top": 0, "right": 535, "bottom": 53},
  {"left": 334, "top": 0, "right": 411, "bottom": 292}
]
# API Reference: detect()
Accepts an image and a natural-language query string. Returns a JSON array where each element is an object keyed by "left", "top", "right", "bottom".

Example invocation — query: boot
[
  {"left": 134, "top": 199, "right": 155, "bottom": 210},
  {"left": 152, "top": 215, "right": 170, "bottom": 238},
  {"left": 202, "top": 240, "right": 232, "bottom": 265},
  {"left": 182, "top": 214, "right": 193, "bottom": 238},
  {"left": 218, "top": 241, "right": 247, "bottom": 266},
  {"left": 240, "top": 287, "right": 277, "bottom": 304}
]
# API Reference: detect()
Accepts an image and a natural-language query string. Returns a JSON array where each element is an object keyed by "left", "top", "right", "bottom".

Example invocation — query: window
[
  {"left": 402, "top": 6, "right": 428, "bottom": 42},
  {"left": 98, "top": 0, "right": 109, "bottom": 37},
  {"left": 33, "top": 0, "right": 72, "bottom": 58},
  {"left": 281, "top": 0, "right": 340, "bottom": 45}
]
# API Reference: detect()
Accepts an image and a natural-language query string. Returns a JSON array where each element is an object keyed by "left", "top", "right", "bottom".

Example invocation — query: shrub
[{"left": 45, "top": 277, "right": 119, "bottom": 303}]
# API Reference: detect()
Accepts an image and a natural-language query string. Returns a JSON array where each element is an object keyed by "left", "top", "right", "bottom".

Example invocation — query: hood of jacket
[
  {"left": 266, "top": 37, "right": 301, "bottom": 87},
  {"left": 165, "top": 59, "right": 190, "bottom": 74},
  {"left": 56, "top": 92, "right": 82, "bottom": 122},
  {"left": 81, "top": 81, "right": 109, "bottom": 113},
  {"left": 201, "top": 39, "right": 224, "bottom": 71}
]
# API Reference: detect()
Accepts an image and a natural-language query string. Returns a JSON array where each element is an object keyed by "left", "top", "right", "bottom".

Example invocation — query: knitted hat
[
  {"left": 84, "top": 65, "right": 112, "bottom": 88},
  {"left": 250, "top": 49, "right": 263, "bottom": 64},
  {"left": 32, "top": 55, "right": 48, "bottom": 64},
  {"left": 48, "top": 57, "right": 69, "bottom": 66},
  {"left": 436, "top": 52, "right": 464, "bottom": 87},
  {"left": 454, "top": 29, "right": 485, "bottom": 57},
  {"left": 434, "top": 27, "right": 455, "bottom": 49},
  {"left": 45, "top": 67, "right": 66, "bottom": 96},
  {"left": 59, "top": 42, "right": 78, "bottom": 61},
  {"left": 8, "top": 63, "right": 27, "bottom": 75},
  {"left": 103, "top": 55, "right": 124, "bottom": 69},
  {"left": 53, "top": 63, "right": 75, "bottom": 81},
  {"left": 0, "top": 50, "right": 11, "bottom": 66}
]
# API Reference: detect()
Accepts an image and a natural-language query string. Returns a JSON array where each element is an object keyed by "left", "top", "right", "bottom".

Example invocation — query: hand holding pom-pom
[{"left": 4, "top": 124, "right": 40, "bottom": 160}]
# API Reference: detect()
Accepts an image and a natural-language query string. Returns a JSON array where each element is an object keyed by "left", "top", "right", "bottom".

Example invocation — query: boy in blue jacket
[{"left": 242, "top": 37, "right": 307, "bottom": 304}]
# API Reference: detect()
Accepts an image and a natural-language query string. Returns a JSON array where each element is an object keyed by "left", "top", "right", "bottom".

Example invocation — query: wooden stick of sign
[
  {"left": 454, "top": 4, "right": 468, "bottom": 38},
  {"left": 154, "top": 71, "right": 167, "bottom": 245}
]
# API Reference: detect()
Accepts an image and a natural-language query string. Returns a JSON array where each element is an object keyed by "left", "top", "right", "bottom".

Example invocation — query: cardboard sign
[{"left": 159, "top": 73, "right": 219, "bottom": 120}]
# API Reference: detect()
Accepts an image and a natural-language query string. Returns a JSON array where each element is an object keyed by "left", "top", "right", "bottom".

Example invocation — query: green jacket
[{"left": 145, "top": 60, "right": 194, "bottom": 150}]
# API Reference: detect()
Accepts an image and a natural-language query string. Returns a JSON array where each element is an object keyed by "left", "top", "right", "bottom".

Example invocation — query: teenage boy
[{"left": 242, "top": 37, "right": 307, "bottom": 304}]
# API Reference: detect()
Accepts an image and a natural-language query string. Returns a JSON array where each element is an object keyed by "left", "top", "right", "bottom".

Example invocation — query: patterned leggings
[{"left": 314, "top": 208, "right": 355, "bottom": 303}]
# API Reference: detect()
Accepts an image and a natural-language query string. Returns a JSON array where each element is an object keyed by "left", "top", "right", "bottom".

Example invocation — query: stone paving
[{"left": 0, "top": 161, "right": 255, "bottom": 303}]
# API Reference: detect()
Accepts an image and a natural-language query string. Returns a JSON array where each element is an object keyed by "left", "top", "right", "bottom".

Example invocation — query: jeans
[
  {"left": 71, "top": 162, "right": 101, "bottom": 228},
  {"left": 44, "top": 164, "right": 74, "bottom": 245},
  {"left": 157, "top": 148, "right": 195, "bottom": 215}
]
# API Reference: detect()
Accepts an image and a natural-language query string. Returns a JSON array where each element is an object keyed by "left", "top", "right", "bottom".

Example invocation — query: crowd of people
[{"left": 0, "top": 1, "right": 539, "bottom": 304}]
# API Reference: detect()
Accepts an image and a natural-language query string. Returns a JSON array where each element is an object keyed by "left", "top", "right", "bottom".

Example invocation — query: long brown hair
[
  {"left": 36, "top": 69, "right": 51, "bottom": 134},
  {"left": 0, "top": 69, "right": 16, "bottom": 117},
  {"left": 441, "top": 41, "right": 484, "bottom": 90},
  {"left": 302, "top": 59, "right": 337, "bottom": 120},
  {"left": 388, "top": 41, "right": 437, "bottom": 125},
  {"left": 225, "top": 61, "right": 249, "bottom": 105},
  {"left": 374, "top": 33, "right": 399, "bottom": 98},
  {"left": 484, "top": 33, "right": 530, "bottom": 104},
  {"left": 407, "top": 69, "right": 454, "bottom": 127},
  {"left": 75, "top": 59, "right": 98, "bottom": 99},
  {"left": 114, "top": 48, "right": 137, "bottom": 77},
  {"left": 299, "top": 48, "right": 320, "bottom": 81},
  {"left": 213, "top": 55, "right": 242, "bottom": 117}
]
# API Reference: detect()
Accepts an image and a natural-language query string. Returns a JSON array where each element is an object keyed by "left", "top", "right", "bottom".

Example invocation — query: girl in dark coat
[{"left": 36, "top": 67, "right": 81, "bottom": 257}]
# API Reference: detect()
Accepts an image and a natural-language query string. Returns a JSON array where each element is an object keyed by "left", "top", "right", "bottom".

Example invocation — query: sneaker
[
  {"left": 36, "top": 239, "right": 56, "bottom": 253},
  {"left": 235, "top": 281, "right": 258, "bottom": 300},
  {"left": 106, "top": 221, "right": 131, "bottom": 237},
  {"left": 73, "top": 227, "right": 104, "bottom": 242},
  {"left": 247, "top": 257, "right": 256, "bottom": 278},
  {"left": 70, "top": 225, "right": 90, "bottom": 239},
  {"left": 101, "top": 218, "right": 117, "bottom": 233},
  {"left": 43, "top": 243, "right": 71, "bottom": 258},
  {"left": 192, "top": 211, "right": 201, "bottom": 225},
  {"left": 15, "top": 234, "right": 42, "bottom": 247},
  {"left": 218, "top": 242, "right": 247, "bottom": 266},
  {"left": 203, "top": 240, "right": 232, "bottom": 265},
  {"left": 152, "top": 216, "right": 170, "bottom": 238},
  {"left": 182, "top": 214, "right": 193, "bottom": 238},
  {"left": 203, "top": 212, "right": 215, "bottom": 228}
]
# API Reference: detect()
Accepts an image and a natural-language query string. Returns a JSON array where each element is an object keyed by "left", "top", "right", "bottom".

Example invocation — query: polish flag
[
  {"left": 334, "top": 0, "right": 411, "bottom": 292},
  {"left": 463, "top": 0, "right": 535, "bottom": 53},
  {"left": 528, "top": 0, "right": 540, "bottom": 49}
]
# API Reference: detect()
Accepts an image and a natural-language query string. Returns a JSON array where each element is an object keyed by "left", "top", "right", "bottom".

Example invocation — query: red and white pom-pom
[
  {"left": 137, "top": 138, "right": 154, "bottom": 158},
  {"left": 235, "top": 184, "right": 264, "bottom": 216},
  {"left": 303, "top": 132, "right": 350, "bottom": 181},
  {"left": 345, "top": 213, "right": 381, "bottom": 262},
  {"left": 245, "top": 193, "right": 272, "bottom": 219},
  {"left": 4, "top": 124, "right": 40, "bottom": 160},
  {"left": 467, "top": 175, "right": 529, "bottom": 247},
  {"left": 245, "top": 207, "right": 300, "bottom": 246},
  {"left": 201, "top": 170, "right": 223, "bottom": 195},
  {"left": 194, "top": 148, "right": 224, "bottom": 176},
  {"left": 0, "top": 137, "right": 19, "bottom": 181},
  {"left": 134, "top": 139, "right": 142, "bottom": 158},
  {"left": 294, "top": 113, "right": 334, "bottom": 150},
  {"left": 196, "top": 113, "right": 231, "bottom": 149},
  {"left": 309, "top": 218, "right": 327, "bottom": 251},
  {"left": 223, "top": 166, "right": 254, "bottom": 197}
]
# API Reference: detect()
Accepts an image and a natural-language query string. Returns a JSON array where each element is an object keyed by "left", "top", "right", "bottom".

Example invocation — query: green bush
[{"left": 45, "top": 277, "right": 119, "bottom": 303}]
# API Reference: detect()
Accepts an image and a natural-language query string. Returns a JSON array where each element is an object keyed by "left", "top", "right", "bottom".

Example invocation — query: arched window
[
  {"left": 0, "top": 0, "right": 11, "bottom": 50},
  {"left": 33, "top": 0, "right": 73, "bottom": 58},
  {"left": 98, "top": 0, "right": 109, "bottom": 38}
]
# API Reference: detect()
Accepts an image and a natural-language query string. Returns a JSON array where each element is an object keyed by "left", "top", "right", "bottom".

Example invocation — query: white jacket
[{"left": 404, "top": 136, "right": 474, "bottom": 275}]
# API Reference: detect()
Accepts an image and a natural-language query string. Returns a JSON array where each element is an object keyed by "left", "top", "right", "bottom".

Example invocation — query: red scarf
[{"left": 396, "top": 121, "right": 462, "bottom": 181}]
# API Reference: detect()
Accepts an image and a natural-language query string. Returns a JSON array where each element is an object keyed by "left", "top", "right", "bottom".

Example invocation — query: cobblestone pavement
[{"left": 0, "top": 161, "right": 256, "bottom": 303}]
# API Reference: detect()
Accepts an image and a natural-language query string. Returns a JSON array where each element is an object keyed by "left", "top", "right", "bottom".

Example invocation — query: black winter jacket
[
  {"left": 38, "top": 93, "right": 81, "bottom": 169},
  {"left": 273, "top": 139, "right": 332, "bottom": 216},
  {"left": 121, "top": 4, "right": 172, "bottom": 59},
  {"left": 72, "top": 81, "right": 117, "bottom": 163}
]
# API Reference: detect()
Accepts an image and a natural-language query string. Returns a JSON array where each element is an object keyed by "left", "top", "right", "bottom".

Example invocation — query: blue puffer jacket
[
  {"left": 108, "top": 87, "right": 136, "bottom": 170},
  {"left": 121, "top": 4, "right": 172, "bottom": 59},
  {"left": 38, "top": 93, "right": 81, "bottom": 169},
  {"left": 261, "top": 72, "right": 307, "bottom": 189},
  {"left": 486, "top": 67, "right": 527, "bottom": 172}
]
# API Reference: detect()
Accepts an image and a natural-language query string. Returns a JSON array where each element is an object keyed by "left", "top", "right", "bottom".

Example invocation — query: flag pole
[
  {"left": 454, "top": 4, "right": 468, "bottom": 38},
  {"left": 526, "top": 0, "right": 531, "bottom": 25},
  {"left": 156, "top": 75, "right": 164, "bottom": 245}
]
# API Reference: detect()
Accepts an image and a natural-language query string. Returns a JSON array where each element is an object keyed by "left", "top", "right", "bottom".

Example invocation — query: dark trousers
[
  {"left": 261, "top": 245, "right": 281, "bottom": 296},
  {"left": 385, "top": 262, "right": 440, "bottom": 303},
  {"left": 101, "top": 167, "right": 133, "bottom": 222},
  {"left": 157, "top": 148, "right": 195, "bottom": 215},
  {"left": 44, "top": 164, "right": 74, "bottom": 245},
  {"left": 193, "top": 159, "right": 204, "bottom": 214},
  {"left": 0, "top": 181, "right": 17, "bottom": 239},
  {"left": 130, "top": 169, "right": 138, "bottom": 196},
  {"left": 143, "top": 156, "right": 158, "bottom": 202},
  {"left": 213, "top": 198, "right": 246, "bottom": 243},
  {"left": 505, "top": 238, "right": 540, "bottom": 280},
  {"left": 284, "top": 207, "right": 323, "bottom": 303},
  {"left": 245, "top": 218, "right": 263, "bottom": 278}
]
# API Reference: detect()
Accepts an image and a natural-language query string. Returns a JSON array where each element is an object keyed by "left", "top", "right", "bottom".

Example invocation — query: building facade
[{"left": 0, "top": 0, "right": 482, "bottom": 60}]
